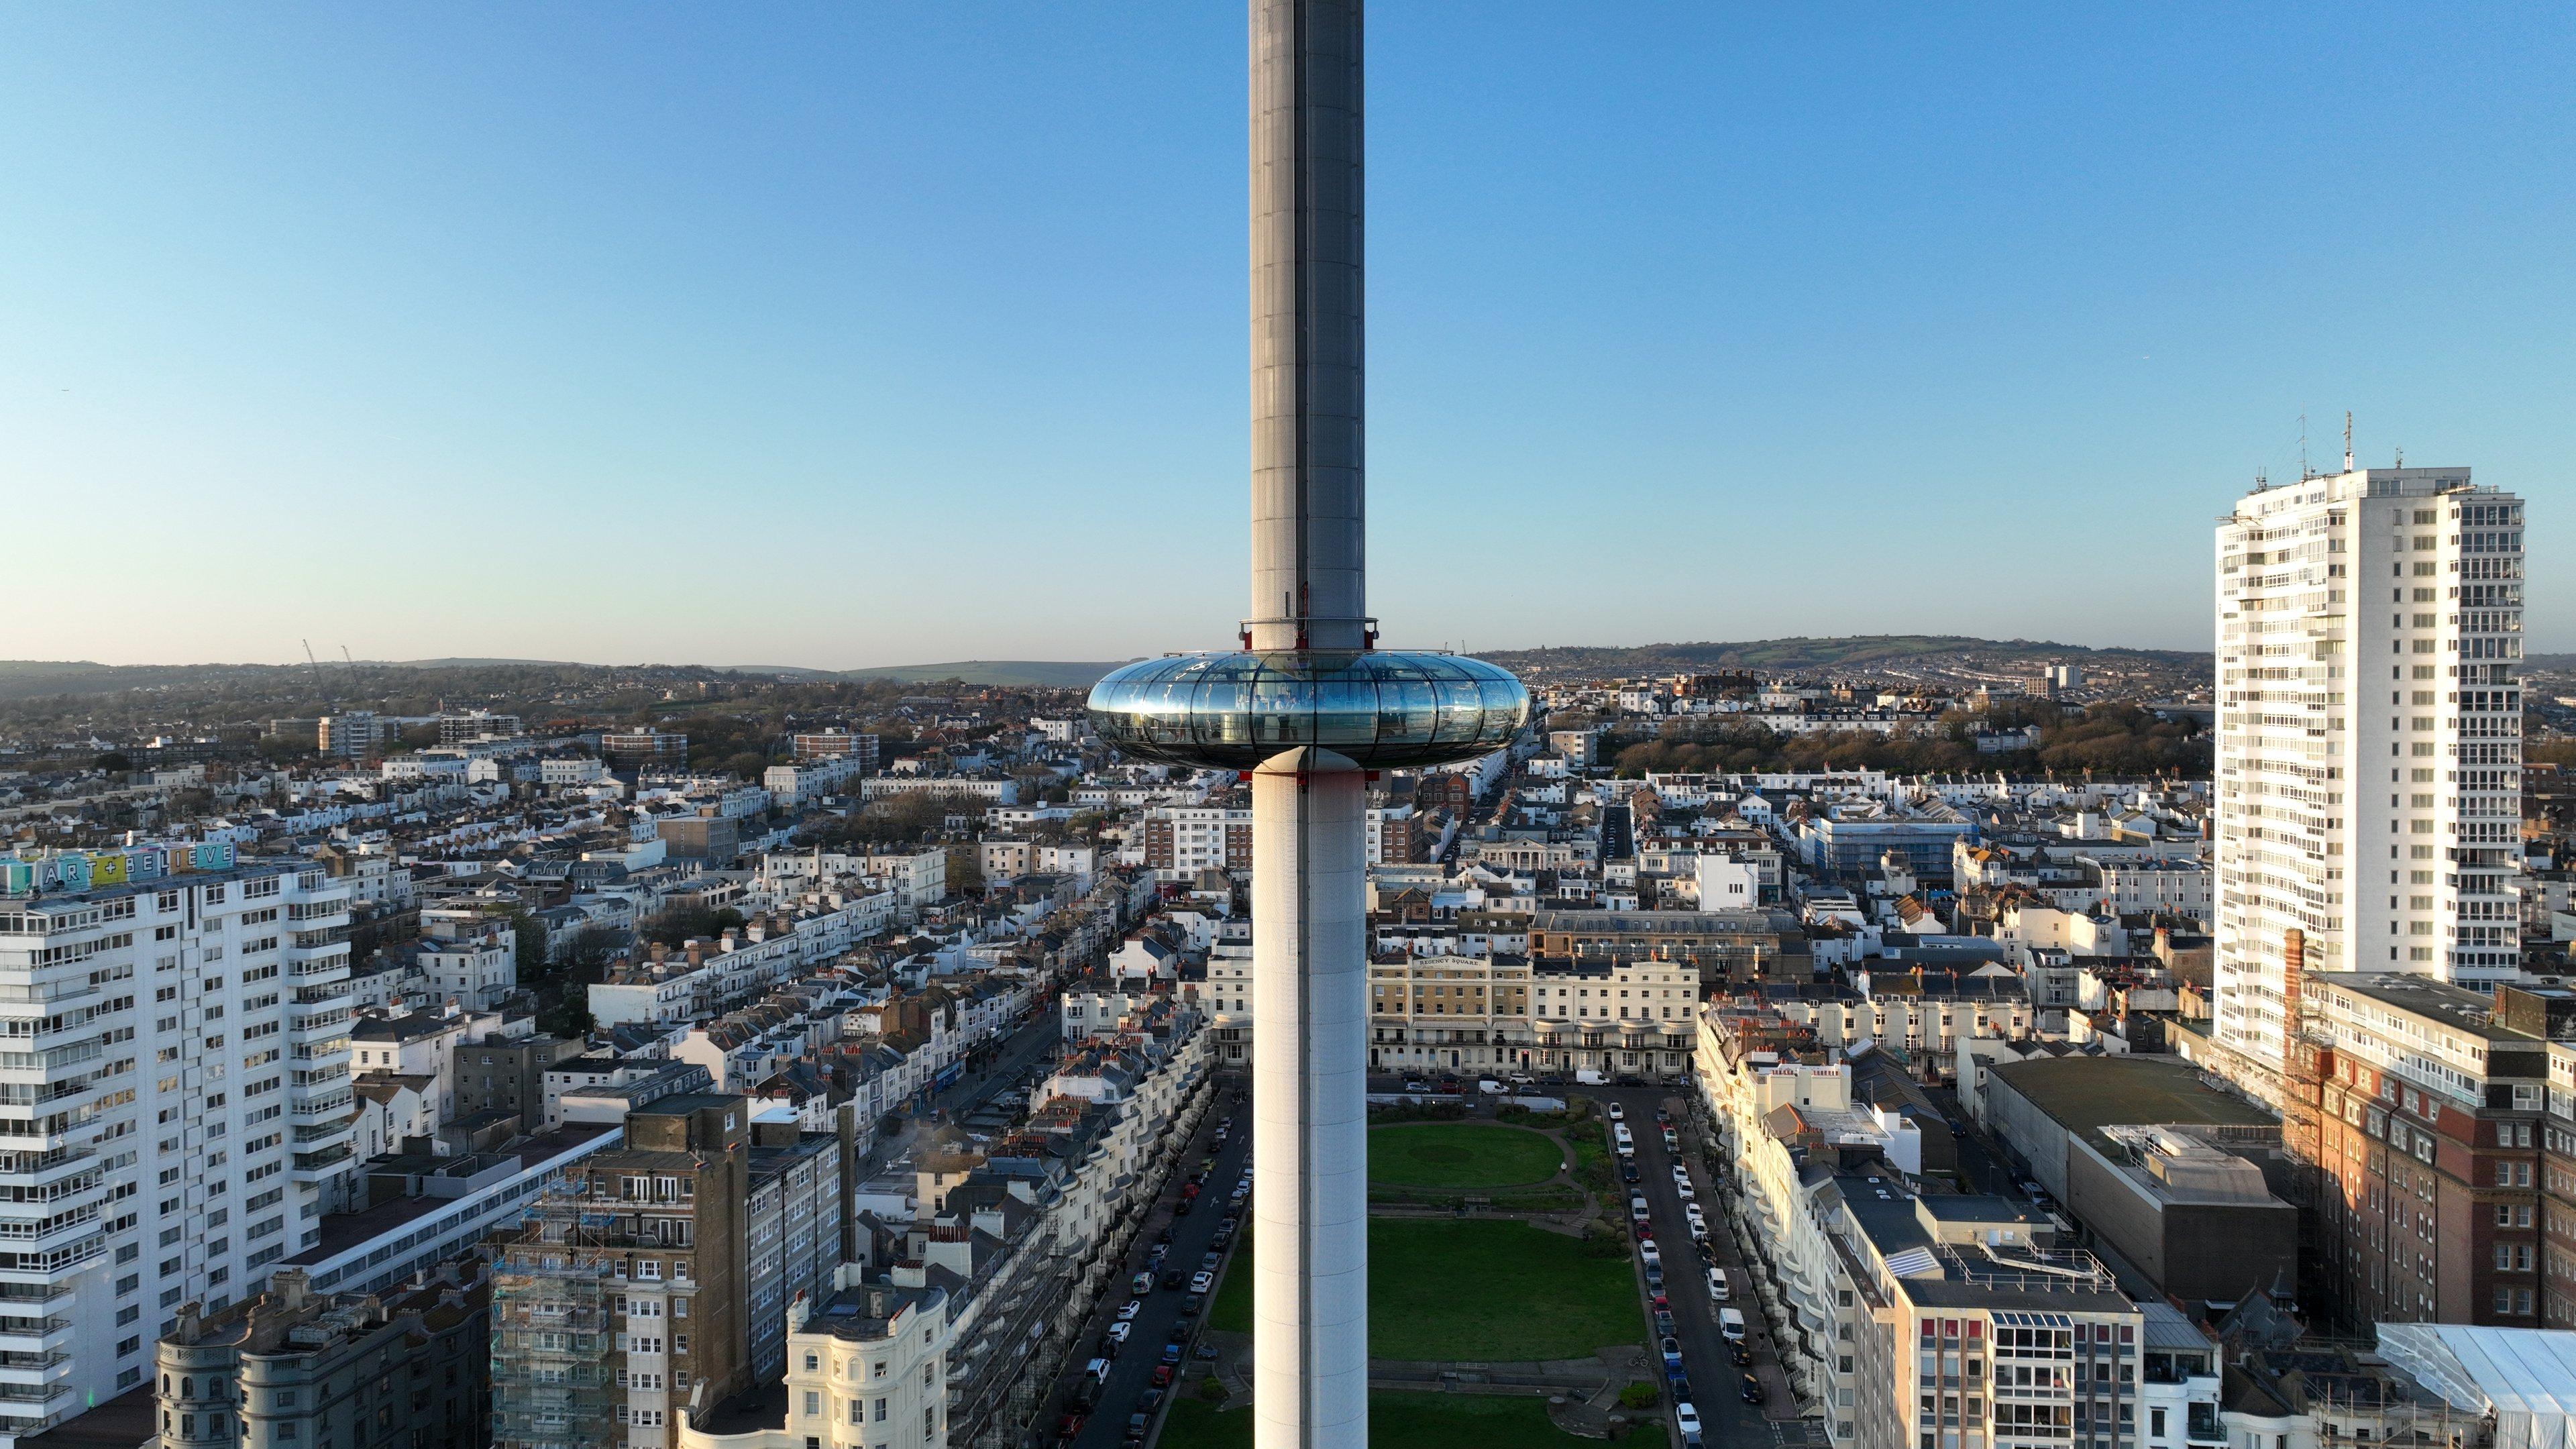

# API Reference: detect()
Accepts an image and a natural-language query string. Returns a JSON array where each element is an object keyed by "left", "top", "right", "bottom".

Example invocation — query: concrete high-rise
[
  {"left": 0, "top": 852, "right": 362, "bottom": 1442},
  {"left": 1087, "top": 3, "right": 1529, "bottom": 1444},
  {"left": 2209, "top": 464, "right": 2526, "bottom": 1098}
]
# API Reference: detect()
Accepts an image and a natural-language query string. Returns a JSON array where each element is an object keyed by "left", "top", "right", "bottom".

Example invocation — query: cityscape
[{"left": 5, "top": 5, "right": 2574, "bottom": 1449}]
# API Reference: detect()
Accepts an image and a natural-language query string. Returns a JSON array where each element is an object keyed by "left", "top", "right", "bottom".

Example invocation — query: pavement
[
  {"left": 1586, "top": 1081, "right": 1799, "bottom": 1448},
  {"left": 1056, "top": 1085, "right": 1253, "bottom": 1449}
]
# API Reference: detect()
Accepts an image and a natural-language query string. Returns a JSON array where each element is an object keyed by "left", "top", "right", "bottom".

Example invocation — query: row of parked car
[
  {"left": 1619, "top": 1102, "right": 1762, "bottom": 1449},
  {"left": 1056, "top": 1126, "right": 1254, "bottom": 1446}
]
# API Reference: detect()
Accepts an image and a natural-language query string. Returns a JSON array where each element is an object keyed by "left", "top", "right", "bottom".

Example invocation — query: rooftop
[
  {"left": 2325, "top": 973, "right": 2535, "bottom": 1044},
  {"left": 289, "top": 1124, "right": 614, "bottom": 1265},
  {"left": 1986, "top": 1054, "right": 2274, "bottom": 1150}
]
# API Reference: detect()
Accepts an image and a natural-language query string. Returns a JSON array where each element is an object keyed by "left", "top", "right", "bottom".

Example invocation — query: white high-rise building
[
  {"left": 2211, "top": 465, "right": 2526, "bottom": 1089},
  {"left": 0, "top": 858, "right": 358, "bottom": 1439}
]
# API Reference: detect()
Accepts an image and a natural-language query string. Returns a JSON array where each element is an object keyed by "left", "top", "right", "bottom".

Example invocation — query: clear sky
[{"left": 5, "top": 4, "right": 2571, "bottom": 667}]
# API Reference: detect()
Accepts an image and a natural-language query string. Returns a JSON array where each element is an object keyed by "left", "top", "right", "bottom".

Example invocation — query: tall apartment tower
[
  {"left": 2211, "top": 465, "right": 2526, "bottom": 1093},
  {"left": 0, "top": 854, "right": 360, "bottom": 1442}
]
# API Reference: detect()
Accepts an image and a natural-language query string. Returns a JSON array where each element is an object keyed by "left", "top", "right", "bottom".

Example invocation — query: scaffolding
[{"left": 489, "top": 1247, "right": 621, "bottom": 1449}]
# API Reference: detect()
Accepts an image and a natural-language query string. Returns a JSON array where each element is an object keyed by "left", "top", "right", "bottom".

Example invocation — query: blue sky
[{"left": 5, "top": 4, "right": 2571, "bottom": 667}]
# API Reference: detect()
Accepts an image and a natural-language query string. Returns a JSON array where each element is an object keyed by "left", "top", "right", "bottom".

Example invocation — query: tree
[
  {"left": 947, "top": 841, "right": 985, "bottom": 894},
  {"left": 562, "top": 925, "right": 626, "bottom": 977},
  {"left": 537, "top": 986, "right": 593, "bottom": 1039},
  {"left": 254, "top": 735, "right": 312, "bottom": 766},
  {"left": 508, "top": 908, "right": 549, "bottom": 980},
  {"left": 639, "top": 904, "right": 747, "bottom": 948},
  {"left": 93, "top": 751, "right": 133, "bottom": 775},
  {"left": 805, "top": 792, "right": 949, "bottom": 849},
  {"left": 724, "top": 750, "right": 769, "bottom": 782}
]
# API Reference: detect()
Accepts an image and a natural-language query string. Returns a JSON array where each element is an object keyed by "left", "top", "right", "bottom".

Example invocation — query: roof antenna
[
  {"left": 2298, "top": 413, "right": 2310, "bottom": 480},
  {"left": 2343, "top": 411, "right": 2354, "bottom": 472},
  {"left": 2394, "top": 445, "right": 2404, "bottom": 467}
]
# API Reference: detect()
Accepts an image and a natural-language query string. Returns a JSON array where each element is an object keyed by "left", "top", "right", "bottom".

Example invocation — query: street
[
  {"left": 1058, "top": 1089, "right": 1252, "bottom": 1449},
  {"left": 1587, "top": 1082, "right": 1789, "bottom": 1449},
  {"left": 857, "top": 1010, "right": 1066, "bottom": 1181}
]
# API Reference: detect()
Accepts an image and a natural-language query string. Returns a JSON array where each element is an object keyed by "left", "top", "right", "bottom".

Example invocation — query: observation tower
[{"left": 1086, "top": 3, "right": 1529, "bottom": 1445}]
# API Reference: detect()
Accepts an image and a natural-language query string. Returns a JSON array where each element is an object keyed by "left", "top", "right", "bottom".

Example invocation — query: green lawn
[
  {"left": 1210, "top": 1228, "right": 1253, "bottom": 1333},
  {"left": 1157, "top": 1392, "right": 1668, "bottom": 1449},
  {"left": 1206, "top": 1219, "right": 1644, "bottom": 1362},
  {"left": 1570, "top": 1130, "right": 1613, "bottom": 1192},
  {"left": 1370, "top": 1122, "right": 1565, "bottom": 1189}
]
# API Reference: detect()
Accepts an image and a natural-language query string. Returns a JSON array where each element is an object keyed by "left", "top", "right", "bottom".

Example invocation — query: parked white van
[
  {"left": 1718, "top": 1307, "right": 1746, "bottom": 1341},
  {"left": 1707, "top": 1267, "right": 1729, "bottom": 1301}
]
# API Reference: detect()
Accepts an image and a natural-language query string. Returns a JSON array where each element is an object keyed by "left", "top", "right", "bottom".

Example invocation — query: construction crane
[{"left": 302, "top": 640, "right": 335, "bottom": 709}]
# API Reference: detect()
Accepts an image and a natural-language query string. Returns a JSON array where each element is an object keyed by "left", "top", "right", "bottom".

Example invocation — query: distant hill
[
  {"left": 0, "top": 661, "right": 114, "bottom": 676},
  {"left": 1482, "top": 635, "right": 2210, "bottom": 686},
  {"left": 388, "top": 657, "right": 587, "bottom": 669},
  {"left": 839, "top": 660, "right": 1128, "bottom": 688}
]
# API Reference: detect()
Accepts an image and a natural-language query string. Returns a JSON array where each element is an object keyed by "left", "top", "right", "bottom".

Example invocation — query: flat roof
[
  {"left": 1987, "top": 1055, "right": 2274, "bottom": 1146},
  {"left": 19, "top": 1387, "right": 152, "bottom": 1449},
  {"left": 2328, "top": 973, "right": 2534, "bottom": 1044},
  {"left": 290, "top": 1124, "right": 614, "bottom": 1263}
]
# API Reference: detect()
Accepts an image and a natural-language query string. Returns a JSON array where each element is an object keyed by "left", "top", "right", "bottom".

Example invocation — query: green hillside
[{"left": 838, "top": 660, "right": 1127, "bottom": 688}]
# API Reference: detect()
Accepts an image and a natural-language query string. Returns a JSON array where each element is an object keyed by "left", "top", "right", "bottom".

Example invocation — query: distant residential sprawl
[{"left": 3, "top": 539, "right": 2574, "bottom": 1449}]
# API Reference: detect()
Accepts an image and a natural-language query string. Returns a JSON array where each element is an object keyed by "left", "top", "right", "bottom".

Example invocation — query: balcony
[
  {"left": 0, "top": 1319, "right": 70, "bottom": 1355},
  {"left": 0, "top": 1210, "right": 101, "bottom": 1254},
  {"left": 0, "top": 1284, "right": 76, "bottom": 1314},
  {"left": 288, "top": 1009, "right": 352, "bottom": 1040},
  {"left": 0, "top": 1043, "right": 101, "bottom": 1082},
  {"left": 290, "top": 1143, "right": 354, "bottom": 1178},
  {"left": 0, "top": 983, "right": 94, "bottom": 1010},
  {"left": 291, "top": 1090, "right": 354, "bottom": 1119},
  {"left": 288, "top": 952, "right": 350, "bottom": 979},
  {"left": 0, "top": 1350, "right": 72, "bottom": 1387},
  {"left": 0, "top": 1232, "right": 104, "bottom": 1278},
  {"left": 0, "top": 1380, "right": 76, "bottom": 1418}
]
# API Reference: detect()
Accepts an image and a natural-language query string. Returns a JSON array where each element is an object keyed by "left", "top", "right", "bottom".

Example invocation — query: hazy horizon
[{"left": 1, "top": 632, "right": 2231, "bottom": 674}]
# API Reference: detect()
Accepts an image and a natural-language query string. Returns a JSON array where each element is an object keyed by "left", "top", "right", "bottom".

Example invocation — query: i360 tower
[{"left": 1086, "top": 3, "right": 1529, "bottom": 1445}]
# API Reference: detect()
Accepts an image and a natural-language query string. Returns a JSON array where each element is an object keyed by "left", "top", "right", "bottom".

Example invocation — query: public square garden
[{"left": 1161, "top": 1114, "right": 1664, "bottom": 1449}]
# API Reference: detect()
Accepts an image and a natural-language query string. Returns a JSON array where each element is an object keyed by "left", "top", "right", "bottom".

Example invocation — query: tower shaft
[
  {"left": 1250, "top": 749, "right": 1368, "bottom": 1449},
  {"left": 1250, "top": 0, "right": 1365, "bottom": 653}
]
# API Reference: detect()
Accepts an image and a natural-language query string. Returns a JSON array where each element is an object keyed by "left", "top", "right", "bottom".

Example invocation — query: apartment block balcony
[
  {"left": 0, "top": 1379, "right": 78, "bottom": 1421},
  {"left": 0, "top": 981, "right": 95, "bottom": 1010},
  {"left": 0, "top": 1122, "right": 82, "bottom": 1157},
  {"left": 0, "top": 1318, "right": 71, "bottom": 1356},
  {"left": 287, "top": 1008, "right": 352, "bottom": 1042},
  {"left": 288, "top": 951, "right": 352, "bottom": 979},
  {"left": 0, "top": 1349, "right": 73, "bottom": 1389},
  {"left": 0, "top": 1042, "right": 102, "bottom": 1085},
  {"left": 290, "top": 1143, "right": 354, "bottom": 1179},
  {"left": 0, "top": 1231, "right": 105, "bottom": 1279},
  {"left": 292, "top": 1118, "right": 354, "bottom": 1146},
  {"left": 291, "top": 1089, "right": 355, "bottom": 1120},
  {"left": 0, "top": 1199, "right": 101, "bottom": 1254},
  {"left": 292, "top": 1051, "right": 353, "bottom": 1083}
]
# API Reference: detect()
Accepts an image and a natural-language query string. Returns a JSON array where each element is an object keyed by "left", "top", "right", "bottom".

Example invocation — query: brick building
[{"left": 2294, "top": 975, "right": 2550, "bottom": 1330}]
